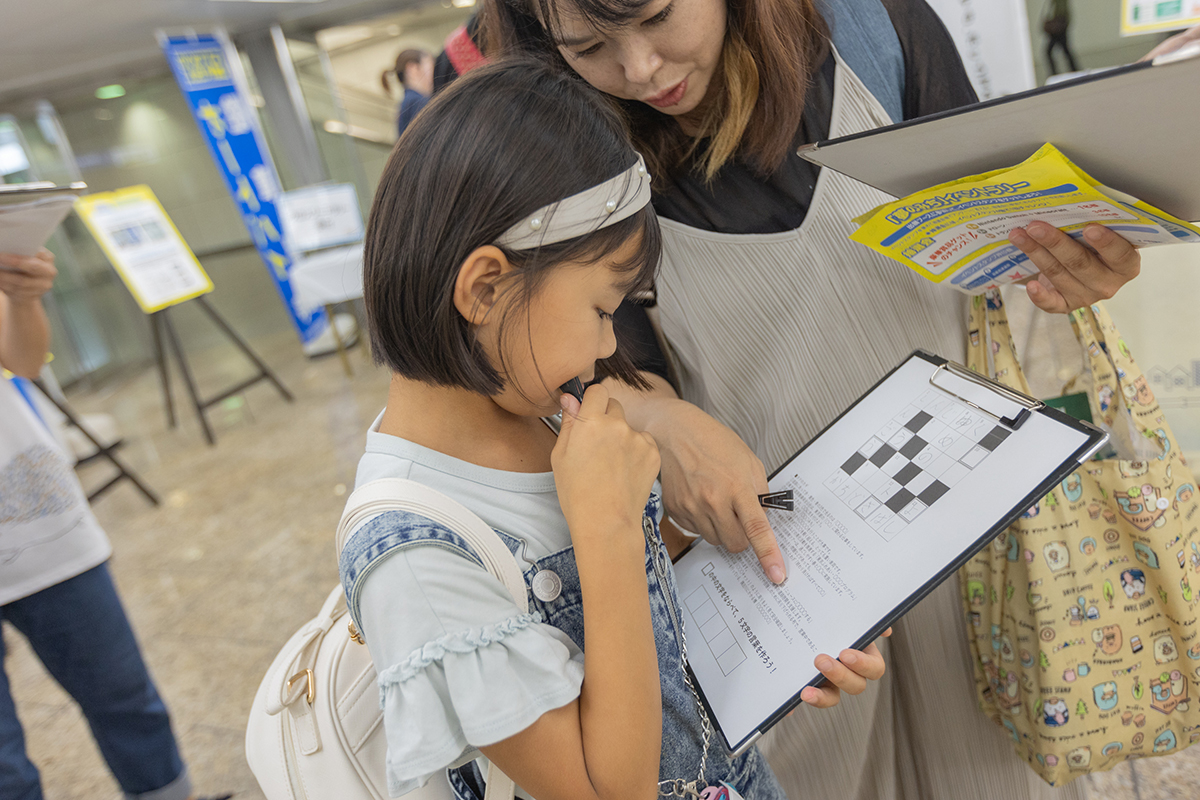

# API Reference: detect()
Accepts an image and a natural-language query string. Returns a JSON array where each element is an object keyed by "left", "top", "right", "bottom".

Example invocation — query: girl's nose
[{"left": 599, "top": 318, "right": 618, "bottom": 360}]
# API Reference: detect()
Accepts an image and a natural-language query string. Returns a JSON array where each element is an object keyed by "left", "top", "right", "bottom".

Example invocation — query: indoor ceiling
[{"left": 0, "top": 0, "right": 431, "bottom": 104}]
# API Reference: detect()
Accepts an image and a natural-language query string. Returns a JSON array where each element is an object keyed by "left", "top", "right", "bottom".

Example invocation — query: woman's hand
[
  {"left": 1007, "top": 222, "right": 1140, "bottom": 313},
  {"left": 800, "top": 629, "right": 891, "bottom": 709},
  {"left": 552, "top": 383, "right": 661, "bottom": 543},
  {"left": 606, "top": 374, "right": 787, "bottom": 584},
  {"left": 646, "top": 398, "right": 788, "bottom": 584},
  {"left": 1141, "top": 24, "right": 1200, "bottom": 61}
]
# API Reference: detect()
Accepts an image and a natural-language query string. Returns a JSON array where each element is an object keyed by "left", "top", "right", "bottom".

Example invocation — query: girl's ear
[{"left": 453, "top": 245, "right": 514, "bottom": 326}]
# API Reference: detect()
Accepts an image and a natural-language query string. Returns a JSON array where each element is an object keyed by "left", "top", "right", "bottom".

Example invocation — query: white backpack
[{"left": 246, "top": 479, "right": 524, "bottom": 800}]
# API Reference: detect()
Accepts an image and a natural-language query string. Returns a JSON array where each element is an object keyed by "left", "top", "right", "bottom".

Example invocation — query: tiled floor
[{"left": 4, "top": 329, "right": 1200, "bottom": 799}]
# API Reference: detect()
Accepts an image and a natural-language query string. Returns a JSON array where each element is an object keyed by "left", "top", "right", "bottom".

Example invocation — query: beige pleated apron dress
[{"left": 653, "top": 50, "right": 1088, "bottom": 800}]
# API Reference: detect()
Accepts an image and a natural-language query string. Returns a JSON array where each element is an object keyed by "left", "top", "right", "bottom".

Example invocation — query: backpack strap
[
  {"left": 336, "top": 477, "right": 528, "bottom": 613},
  {"left": 336, "top": 477, "right": 523, "bottom": 800}
]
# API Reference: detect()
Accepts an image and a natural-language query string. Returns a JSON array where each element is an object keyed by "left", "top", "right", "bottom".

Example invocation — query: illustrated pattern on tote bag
[{"left": 959, "top": 292, "right": 1200, "bottom": 786}]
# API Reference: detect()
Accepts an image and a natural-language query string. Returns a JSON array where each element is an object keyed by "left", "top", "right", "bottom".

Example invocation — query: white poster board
[
  {"left": 1122, "top": 0, "right": 1200, "bottom": 36},
  {"left": 75, "top": 185, "right": 213, "bottom": 313},
  {"left": 926, "top": 0, "right": 1037, "bottom": 99},
  {"left": 276, "top": 183, "right": 364, "bottom": 254}
]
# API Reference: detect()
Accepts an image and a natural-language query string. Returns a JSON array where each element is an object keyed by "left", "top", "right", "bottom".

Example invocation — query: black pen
[{"left": 559, "top": 377, "right": 585, "bottom": 403}]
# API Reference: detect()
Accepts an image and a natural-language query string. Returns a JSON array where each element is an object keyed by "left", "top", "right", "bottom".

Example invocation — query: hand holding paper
[
  {"left": 1007, "top": 220, "right": 1141, "bottom": 313},
  {"left": 0, "top": 249, "right": 57, "bottom": 302},
  {"left": 850, "top": 144, "right": 1197, "bottom": 295}
]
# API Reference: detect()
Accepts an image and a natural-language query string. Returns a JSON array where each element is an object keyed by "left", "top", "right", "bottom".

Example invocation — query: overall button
[
  {"left": 531, "top": 569, "right": 562, "bottom": 602},
  {"left": 642, "top": 516, "right": 655, "bottom": 540}
]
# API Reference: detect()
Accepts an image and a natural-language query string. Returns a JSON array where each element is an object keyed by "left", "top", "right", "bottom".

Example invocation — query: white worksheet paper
[{"left": 672, "top": 356, "right": 1093, "bottom": 750}]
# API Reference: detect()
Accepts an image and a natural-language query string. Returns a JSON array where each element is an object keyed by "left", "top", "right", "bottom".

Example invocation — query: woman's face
[{"left": 552, "top": 0, "right": 727, "bottom": 117}]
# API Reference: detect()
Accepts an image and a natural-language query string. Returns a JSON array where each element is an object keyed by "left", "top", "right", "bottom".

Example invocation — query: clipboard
[
  {"left": 0, "top": 181, "right": 87, "bottom": 205},
  {"left": 671, "top": 350, "right": 1107, "bottom": 756},
  {"left": 796, "top": 44, "right": 1200, "bottom": 222},
  {"left": 0, "top": 181, "right": 87, "bottom": 259}
]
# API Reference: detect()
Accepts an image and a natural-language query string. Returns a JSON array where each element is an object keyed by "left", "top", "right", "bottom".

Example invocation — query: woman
[
  {"left": 485, "top": 0, "right": 1141, "bottom": 797},
  {"left": 384, "top": 48, "right": 435, "bottom": 136}
]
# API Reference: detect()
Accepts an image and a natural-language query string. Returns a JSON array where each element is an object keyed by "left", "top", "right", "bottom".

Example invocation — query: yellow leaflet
[{"left": 850, "top": 143, "right": 1200, "bottom": 294}]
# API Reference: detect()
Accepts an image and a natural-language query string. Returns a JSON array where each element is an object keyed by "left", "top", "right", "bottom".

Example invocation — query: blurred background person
[
  {"left": 384, "top": 48, "right": 434, "bottom": 136},
  {"left": 1043, "top": 0, "right": 1079, "bottom": 75},
  {"left": 0, "top": 249, "right": 227, "bottom": 800}
]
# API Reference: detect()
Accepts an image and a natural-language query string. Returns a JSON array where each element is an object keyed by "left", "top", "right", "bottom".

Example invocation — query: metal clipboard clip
[
  {"left": 928, "top": 362, "right": 1042, "bottom": 430},
  {"left": 758, "top": 490, "right": 795, "bottom": 511}
]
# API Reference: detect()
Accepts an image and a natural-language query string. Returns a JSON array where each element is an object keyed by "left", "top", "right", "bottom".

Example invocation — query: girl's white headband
[{"left": 495, "top": 153, "right": 651, "bottom": 251}]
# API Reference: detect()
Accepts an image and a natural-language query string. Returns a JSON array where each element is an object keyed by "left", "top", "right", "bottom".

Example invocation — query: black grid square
[
  {"left": 899, "top": 436, "right": 927, "bottom": 460},
  {"left": 886, "top": 488, "right": 916, "bottom": 513},
  {"left": 842, "top": 452, "right": 867, "bottom": 475},
  {"left": 894, "top": 463, "right": 922, "bottom": 485},
  {"left": 978, "top": 433, "right": 1004, "bottom": 452},
  {"left": 918, "top": 481, "right": 950, "bottom": 505},
  {"left": 869, "top": 444, "right": 896, "bottom": 467},
  {"left": 905, "top": 411, "right": 933, "bottom": 432}
]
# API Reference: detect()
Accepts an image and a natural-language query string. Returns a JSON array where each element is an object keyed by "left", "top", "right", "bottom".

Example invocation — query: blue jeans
[
  {"left": 342, "top": 493, "right": 786, "bottom": 799},
  {"left": 0, "top": 563, "right": 191, "bottom": 800}
]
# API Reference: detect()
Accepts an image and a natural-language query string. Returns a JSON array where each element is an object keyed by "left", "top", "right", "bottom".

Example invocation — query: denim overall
[{"left": 341, "top": 492, "right": 786, "bottom": 800}]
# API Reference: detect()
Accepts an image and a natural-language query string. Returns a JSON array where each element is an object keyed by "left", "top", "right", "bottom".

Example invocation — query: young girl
[{"left": 339, "top": 59, "right": 787, "bottom": 799}]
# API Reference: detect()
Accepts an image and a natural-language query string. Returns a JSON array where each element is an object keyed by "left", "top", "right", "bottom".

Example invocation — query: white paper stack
[{"left": 0, "top": 185, "right": 82, "bottom": 258}]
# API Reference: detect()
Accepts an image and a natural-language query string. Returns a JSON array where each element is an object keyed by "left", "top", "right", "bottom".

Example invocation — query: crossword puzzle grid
[
  {"left": 684, "top": 584, "right": 747, "bottom": 676},
  {"left": 823, "top": 389, "right": 1011, "bottom": 541}
]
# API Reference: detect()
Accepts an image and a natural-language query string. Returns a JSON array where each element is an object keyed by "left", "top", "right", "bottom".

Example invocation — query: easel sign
[
  {"left": 76, "top": 184, "right": 291, "bottom": 445},
  {"left": 74, "top": 185, "right": 213, "bottom": 312}
]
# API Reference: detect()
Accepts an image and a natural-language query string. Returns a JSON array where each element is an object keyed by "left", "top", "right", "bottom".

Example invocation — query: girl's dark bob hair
[{"left": 363, "top": 57, "right": 660, "bottom": 396}]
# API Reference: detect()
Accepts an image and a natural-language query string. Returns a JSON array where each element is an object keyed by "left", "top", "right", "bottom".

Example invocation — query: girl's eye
[
  {"left": 645, "top": 2, "right": 674, "bottom": 25},
  {"left": 573, "top": 42, "right": 604, "bottom": 58},
  {"left": 597, "top": 309, "right": 615, "bottom": 321}
]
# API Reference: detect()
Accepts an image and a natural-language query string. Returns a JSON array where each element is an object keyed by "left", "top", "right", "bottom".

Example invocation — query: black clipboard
[
  {"left": 672, "top": 350, "right": 1107, "bottom": 756},
  {"left": 796, "top": 44, "right": 1200, "bottom": 222}
]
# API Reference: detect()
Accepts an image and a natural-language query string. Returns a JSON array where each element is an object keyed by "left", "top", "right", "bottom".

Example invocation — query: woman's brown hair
[{"left": 483, "top": 0, "right": 828, "bottom": 181}]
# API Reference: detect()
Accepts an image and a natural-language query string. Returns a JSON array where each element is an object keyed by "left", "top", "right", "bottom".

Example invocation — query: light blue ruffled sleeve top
[{"left": 352, "top": 413, "right": 585, "bottom": 795}]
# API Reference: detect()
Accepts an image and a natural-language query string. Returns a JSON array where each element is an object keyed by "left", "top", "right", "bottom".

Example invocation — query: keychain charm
[{"left": 700, "top": 782, "right": 745, "bottom": 800}]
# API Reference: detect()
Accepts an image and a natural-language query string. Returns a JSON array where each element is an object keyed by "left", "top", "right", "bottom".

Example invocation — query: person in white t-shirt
[{"left": 0, "top": 249, "right": 226, "bottom": 800}]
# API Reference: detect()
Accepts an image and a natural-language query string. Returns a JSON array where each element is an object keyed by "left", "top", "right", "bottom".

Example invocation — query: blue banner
[{"left": 161, "top": 34, "right": 324, "bottom": 343}]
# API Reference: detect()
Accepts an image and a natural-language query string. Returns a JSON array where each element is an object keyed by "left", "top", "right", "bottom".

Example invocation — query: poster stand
[
  {"left": 74, "top": 184, "right": 294, "bottom": 445},
  {"left": 151, "top": 295, "right": 294, "bottom": 446},
  {"left": 29, "top": 379, "right": 160, "bottom": 506}
]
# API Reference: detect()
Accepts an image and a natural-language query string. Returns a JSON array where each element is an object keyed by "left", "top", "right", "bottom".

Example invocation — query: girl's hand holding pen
[{"left": 552, "top": 383, "right": 660, "bottom": 545}]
